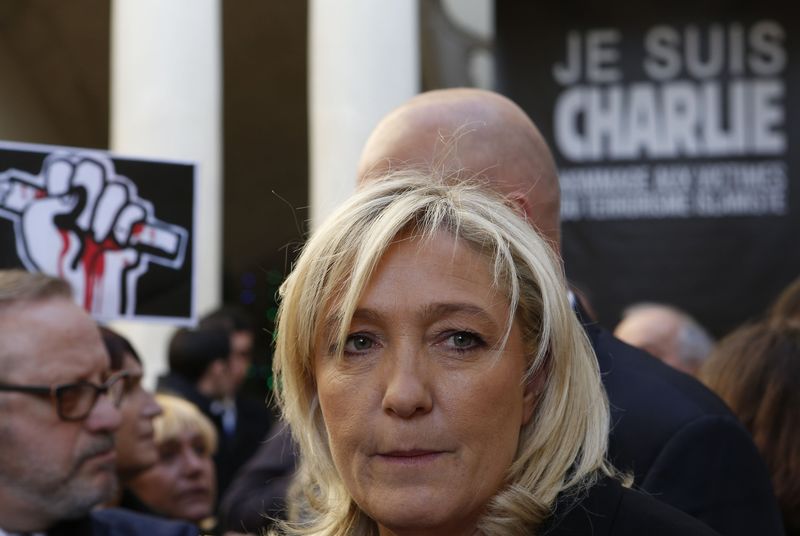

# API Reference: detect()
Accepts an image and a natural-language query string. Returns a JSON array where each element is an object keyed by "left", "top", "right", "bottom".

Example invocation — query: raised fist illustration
[{"left": 0, "top": 152, "right": 188, "bottom": 319}]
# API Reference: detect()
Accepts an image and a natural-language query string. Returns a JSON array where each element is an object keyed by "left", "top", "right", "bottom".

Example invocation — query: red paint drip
[
  {"left": 102, "top": 237, "right": 120, "bottom": 251},
  {"left": 57, "top": 230, "right": 70, "bottom": 279},
  {"left": 81, "top": 238, "right": 106, "bottom": 311},
  {"left": 34, "top": 188, "right": 46, "bottom": 199},
  {"left": 132, "top": 222, "right": 145, "bottom": 237}
]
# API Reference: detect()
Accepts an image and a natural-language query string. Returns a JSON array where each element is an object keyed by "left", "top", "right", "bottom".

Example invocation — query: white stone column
[
  {"left": 309, "top": 0, "right": 420, "bottom": 228},
  {"left": 109, "top": 0, "right": 222, "bottom": 386}
]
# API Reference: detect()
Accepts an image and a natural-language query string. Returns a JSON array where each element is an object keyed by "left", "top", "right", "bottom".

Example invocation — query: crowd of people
[{"left": 0, "top": 88, "right": 797, "bottom": 535}]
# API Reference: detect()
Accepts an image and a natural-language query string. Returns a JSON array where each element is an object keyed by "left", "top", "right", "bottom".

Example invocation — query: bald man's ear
[{"left": 507, "top": 192, "right": 533, "bottom": 221}]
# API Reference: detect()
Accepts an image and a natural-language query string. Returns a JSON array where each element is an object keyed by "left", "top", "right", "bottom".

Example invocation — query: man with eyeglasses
[{"left": 0, "top": 270, "right": 195, "bottom": 535}]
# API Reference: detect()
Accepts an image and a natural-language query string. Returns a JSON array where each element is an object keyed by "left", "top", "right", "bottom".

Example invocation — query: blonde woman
[
  {"left": 272, "top": 173, "right": 717, "bottom": 536},
  {"left": 128, "top": 394, "right": 218, "bottom": 531}
]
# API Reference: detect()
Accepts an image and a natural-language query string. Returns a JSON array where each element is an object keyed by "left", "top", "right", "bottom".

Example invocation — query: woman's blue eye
[
  {"left": 452, "top": 332, "right": 473, "bottom": 347},
  {"left": 344, "top": 334, "right": 374, "bottom": 352},
  {"left": 448, "top": 331, "right": 482, "bottom": 350}
]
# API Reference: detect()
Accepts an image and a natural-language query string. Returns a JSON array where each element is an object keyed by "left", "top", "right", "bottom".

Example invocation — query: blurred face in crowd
[
  {"left": 0, "top": 298, "right": 122, "bottom": 531},
  {"left": 229, "top": 330, "right": 254, "bottom": 390},
  {"left": 614, "top": 309, "right": 683, "bottom": 371},
  {"left": 129, "top": 428, "right": 216, "bottom": 523},
  {"left": 314, "top": 232, "right": 537, "bottom": 536},
  {"left": 115, "top": 354, "right": 163, "bottom": 480}
]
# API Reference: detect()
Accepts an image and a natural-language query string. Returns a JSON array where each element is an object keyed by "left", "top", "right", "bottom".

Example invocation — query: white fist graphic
[{"left": 0, "top": 152, "right": 188, "bottom": 319}]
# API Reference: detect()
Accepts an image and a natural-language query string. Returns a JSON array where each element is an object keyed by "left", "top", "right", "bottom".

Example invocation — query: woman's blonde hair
[
  {"left": 273, "top": 172, "right": 611, "bottom": 535},
  {"left": 153, "top": 394, "right": 218, "bottom": 455}
]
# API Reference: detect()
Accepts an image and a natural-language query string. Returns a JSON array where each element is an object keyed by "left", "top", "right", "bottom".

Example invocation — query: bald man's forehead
[
  {"left": 356, "top": 89, "right": 562, "bottom": 248},
  {"left": 359, "top": 105, "right": 506, "bottom": 180}
]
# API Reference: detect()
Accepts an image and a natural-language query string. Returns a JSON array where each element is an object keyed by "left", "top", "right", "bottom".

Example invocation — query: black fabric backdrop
[{"left": 496, "top": 0, "right": 799, "bottom": 337}]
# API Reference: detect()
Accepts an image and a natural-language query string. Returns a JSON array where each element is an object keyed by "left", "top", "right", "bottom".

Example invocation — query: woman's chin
[{"left": 361, "top": 492, "right": 479, "bottom": 536}]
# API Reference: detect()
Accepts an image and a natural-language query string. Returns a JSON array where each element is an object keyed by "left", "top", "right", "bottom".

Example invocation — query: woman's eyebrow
[
  {"left": 338, "top": 303, "right": 499, "bottom": 331},
  {"left": 350, "top": 308, "right": 383, "bottom": 324},
  {"left": 320, "top": 308, "right": 383, "bottom": 340},
  {"left": 419, "top": 302, "right": 498, "bottom": 329}
]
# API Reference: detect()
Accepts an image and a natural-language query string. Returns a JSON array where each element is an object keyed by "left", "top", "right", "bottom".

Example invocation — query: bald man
[
  {"left": 614, "top": 303, "right": 715, "bottom": 376},
  {"left": 358, "top": 89, "right": 783, "bottom": 536}
]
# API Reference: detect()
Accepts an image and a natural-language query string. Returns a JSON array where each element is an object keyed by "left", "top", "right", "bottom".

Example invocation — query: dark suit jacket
[
  {"left": 576, "top": 302, "right": 784, "bottom": 535},
  {"left": 219, "top": 421, "right": 296, "bottom": 533},
  {"left": 543, "top": 476, "right": 720, "bottom": 535},
  {"left": 47, "top": 508, "right": 197, "bottom": 536}
]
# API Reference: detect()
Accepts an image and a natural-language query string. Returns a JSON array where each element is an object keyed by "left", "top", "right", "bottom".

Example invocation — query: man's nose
[
  {"left": 84, "top": 390, "right": 122, "bottom": 432},
  {"left": 381, "top": 345, "right": 433, "bottom": 419}
]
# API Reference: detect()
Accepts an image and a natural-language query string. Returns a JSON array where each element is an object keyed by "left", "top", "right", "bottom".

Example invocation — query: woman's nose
[
  {"left": 381, "top": 348, "right": 433, "bottom": 418},
  {"left": 181, "top": 448, "right": 205, "bottom": 475}
]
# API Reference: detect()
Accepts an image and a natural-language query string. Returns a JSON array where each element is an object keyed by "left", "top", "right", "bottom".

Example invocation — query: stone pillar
[
  {"left": 109, "top": 0, "right": 222, "bottom": 385},
  {"left": 308, "top": 0, "right": 420, "bottom": 228}
]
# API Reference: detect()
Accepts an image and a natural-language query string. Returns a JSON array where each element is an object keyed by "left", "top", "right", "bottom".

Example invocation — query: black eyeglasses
[{"left": 0, "top": 370, "right": 130, "bottom": 421}]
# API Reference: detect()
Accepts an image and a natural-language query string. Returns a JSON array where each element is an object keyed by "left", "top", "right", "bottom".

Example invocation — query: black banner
[
  {"left": 0, "top": 141, "right": 195, "bottom": 324},
  {"left": 496, "top": 1, "right": 799, "bottom": 336}
]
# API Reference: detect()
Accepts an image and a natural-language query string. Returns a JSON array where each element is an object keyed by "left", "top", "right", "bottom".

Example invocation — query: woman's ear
[{"left": 521, "top": 369, "right": 546, "bottom": 426}]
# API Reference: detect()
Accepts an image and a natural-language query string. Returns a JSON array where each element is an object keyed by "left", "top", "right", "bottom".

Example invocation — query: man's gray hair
[{"left": 0, "top": 270, "right": 72, "bottom": 308}]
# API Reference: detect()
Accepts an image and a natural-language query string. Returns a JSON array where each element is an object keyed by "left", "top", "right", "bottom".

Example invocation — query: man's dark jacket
[
  {"left": 543, "top": 476, "right": 720, "bottom": 535},
  {"left": 48, "top": 508, "right": 196, "bottom": 536},
  {"left": 576, "top": 302, "right": 784, "bottom": 535}
]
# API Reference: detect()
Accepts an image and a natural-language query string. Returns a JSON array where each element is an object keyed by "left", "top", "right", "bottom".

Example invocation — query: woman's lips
[{"left": 375, "top": 450, "right": 446, "bottom": 465}]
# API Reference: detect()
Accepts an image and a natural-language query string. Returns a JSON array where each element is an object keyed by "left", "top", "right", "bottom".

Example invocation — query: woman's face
[
  {"left": 314, "top": 231, "right": 538, "bottom": 536},
  {"left": 128, "top": 429, "right": 216, "bottom": 523},
  {"left": 115, "top": 353, "right": 163, "bottom": 479}
]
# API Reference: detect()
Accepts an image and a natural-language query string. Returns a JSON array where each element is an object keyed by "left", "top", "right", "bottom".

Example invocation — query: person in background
[
  {"left": 355, "top": 87, "right": 783, "bottom": 535},
  {"left": 199, "top": 307, "right": 257, "bottom": 397},
  {"left": 614, "top": 302, "right": 715, "bottom": 376},
  {"left": 700, "top": 319, "right": 800, "bottom": 536},
  {"left": 0, "top": 270, "right": 195, "bottom": 535},
  {"left": 128, "top": 394, "right": 218, "bottom": 532},
  {"left": 199, "top": 306, "right": 274, "bottom": 498},
  {"left": 158, "top": 327, "right": 240, "bottom": 498},
  {"left": 100, "top": 326, "right": 164, "bottom": 511},
  {"left": 198, "top": 305, "right": 273, "bottom": 490}
]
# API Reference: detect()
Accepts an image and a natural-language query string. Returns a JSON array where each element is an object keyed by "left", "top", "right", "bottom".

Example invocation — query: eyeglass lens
[{"left": 56, "top": 374, "right": 126, "bottom": 421}]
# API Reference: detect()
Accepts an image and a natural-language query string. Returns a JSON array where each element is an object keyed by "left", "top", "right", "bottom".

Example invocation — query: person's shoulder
[
  {"left": 588, "top": 318, "right": 731, "bottom": 423},
  {"left": 614, "top": 484, "right": 720, "bottom": 535},
  {"left": 90, "top": 508, "right": 198, "bottom": 536},
  {"left": 543, "top": 477, "right": 720, "bottom": 536},
  {"left": 591, "top": 322, "right": 760, "bottom": 475}
]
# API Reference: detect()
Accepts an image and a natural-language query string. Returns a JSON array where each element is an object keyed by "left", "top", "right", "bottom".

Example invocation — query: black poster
[
  {"left": 496, "top": 1, "right": 799, "bottom": 336},
  {"left": 0, "top": 141, "right": 196, "bottom": 324}
]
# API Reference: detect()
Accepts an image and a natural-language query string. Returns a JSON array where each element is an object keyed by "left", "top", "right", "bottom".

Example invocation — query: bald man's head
[{"left": 358, "top": 88, "right": 561, "bottom": 249}]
